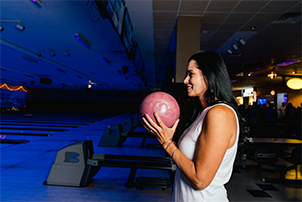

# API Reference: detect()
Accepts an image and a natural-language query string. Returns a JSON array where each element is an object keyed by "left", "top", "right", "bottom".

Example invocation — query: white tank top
[{"left": 172, "top": 103, "right": 239, "bottom": 202}]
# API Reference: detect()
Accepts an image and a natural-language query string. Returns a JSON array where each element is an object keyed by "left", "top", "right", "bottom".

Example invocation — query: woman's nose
[{"left": 183, "top": 76, "right": 188, "bottom": 84}]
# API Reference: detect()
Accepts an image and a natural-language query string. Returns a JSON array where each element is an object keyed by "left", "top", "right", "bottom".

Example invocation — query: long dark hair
[{"left": 179, "top": 51, "right": 249, "bottom": 153}]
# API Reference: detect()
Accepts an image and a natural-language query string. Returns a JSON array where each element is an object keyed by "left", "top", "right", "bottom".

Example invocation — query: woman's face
[{"left": 183, "top": 59, "right": 208, "bottom": 100}]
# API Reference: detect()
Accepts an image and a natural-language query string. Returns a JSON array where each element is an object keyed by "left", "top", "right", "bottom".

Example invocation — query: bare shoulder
[
  {"left": 206, "top": 104, "right": 236, "bottom": 121},
  {"left": 203, "top": 104, "right": 237, "bottom": 147}
]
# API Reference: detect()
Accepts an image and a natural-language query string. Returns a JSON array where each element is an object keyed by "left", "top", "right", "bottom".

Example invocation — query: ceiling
[{"left": 0, "top": 0, "right": 301, "bottom": 92}]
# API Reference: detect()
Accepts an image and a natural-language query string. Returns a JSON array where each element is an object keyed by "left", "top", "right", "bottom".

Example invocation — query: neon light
[
  {"left": 276, "top": 60, "right": 301, "bottom": 67},
  {"left": 75, "top": 33, "right": 91, "bottom": 49},
  {"left": 0, "top": 84, "right": 27, "bottom": 92}
]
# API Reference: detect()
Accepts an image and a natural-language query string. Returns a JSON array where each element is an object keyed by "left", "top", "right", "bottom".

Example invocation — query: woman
[{"left": 142, "top": 51, "right": 248, "bottom": 202}]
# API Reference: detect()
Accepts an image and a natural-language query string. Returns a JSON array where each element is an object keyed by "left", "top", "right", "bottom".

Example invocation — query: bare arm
[{"left": 143, "top": 105, "right": 237, "bottom": 190}]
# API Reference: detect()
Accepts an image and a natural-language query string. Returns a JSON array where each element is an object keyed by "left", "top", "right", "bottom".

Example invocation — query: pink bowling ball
[{"left": 139, "top": 91, "right": 180, "bottom": 128}]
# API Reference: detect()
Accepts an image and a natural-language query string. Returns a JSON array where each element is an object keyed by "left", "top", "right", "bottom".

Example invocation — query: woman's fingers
[
  {"left": 143, "top": 113, "right": 179, "bottom": 143},
  {"left": 153, "top": 112, "right": 166, "bottom": 128},
  {"left": 145, "top": 114, "right": 159, "bottom": 129},
  {"left": 154, "top": 112, "right": 179, "bottom": 130},
  {"left": 142, "top": 116, "right": 158, "bottom": 134},
  {"left": 142, "top": 117, "right": 152, "bottom": 129}
]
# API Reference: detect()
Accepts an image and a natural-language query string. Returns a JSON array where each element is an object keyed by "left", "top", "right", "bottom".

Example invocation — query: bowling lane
[
  {"left": 0, "top": 131, "right": 52, "bottom": 136},
  {"left": 0, "top": 120, "right": 90, "bottom": 125},
  {"left": 0, "top": 112, "right": 108, "bottom": 149},
  {"left": 0, "top": 139, "right": 29, "bottom": 144},
  {"left": 1, "top": 112, "right": 105, "bottom": 123},
  {"left": 0, "top": 123, "right": 80, "bottom": 128},
  {"left": 0, "top": 111, "right": 126, "bottom": 157},
  {"left": 0, "top": 126, "right": 70, "bottom": 132},
  {"left": 0, "top": 111, "right": 124, "bottom": 147},
  {"left": 0, "top": 112, "right": 107, "bottom": 136},
  {"left": 0, "top": 112, "right": 115, "bottom": 171},
  {"left": 0, "top": 133, "right": 38, "bottom": 150}
]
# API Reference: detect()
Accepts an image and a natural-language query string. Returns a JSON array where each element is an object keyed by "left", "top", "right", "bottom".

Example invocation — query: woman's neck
[{"left": 199, "top": 98, "right": 209, "bottom": 113}]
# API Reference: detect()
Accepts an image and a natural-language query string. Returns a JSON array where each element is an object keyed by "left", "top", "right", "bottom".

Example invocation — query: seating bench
[{"left": 88, "top": 153, "right": 176, "bottom": 189}]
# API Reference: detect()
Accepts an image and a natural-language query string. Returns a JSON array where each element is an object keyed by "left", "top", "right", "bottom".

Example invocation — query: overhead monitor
[
  {"left": 106, "top": 0, "right": 125, "bottom": 35},
  {"left": 257, "top": 98, "right": 267, "bottom": 105},
  {"left": 283, "top": 95, "right": 288, "bottom": 103},
  {"left": 242, "top": 87, "right": 254, "bottom": 97}
]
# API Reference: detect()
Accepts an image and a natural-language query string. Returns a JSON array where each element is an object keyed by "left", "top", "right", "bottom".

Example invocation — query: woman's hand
[{"left": 142, "top": 112, "right": 179, "bottom": 145}]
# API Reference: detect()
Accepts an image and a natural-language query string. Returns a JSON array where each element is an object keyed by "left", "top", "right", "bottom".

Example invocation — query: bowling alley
[{"left": 1, "top": 0, "right": 301, "bottom": 201}]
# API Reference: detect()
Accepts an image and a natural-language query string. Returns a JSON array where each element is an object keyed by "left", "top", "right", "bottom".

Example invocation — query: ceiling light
[
  {"left": 0, "top": 20, "right": 24, "bottom": 31},
  {"left": 102, "top": 57, "right": 110, "bottom": 65},
  {"left": 16, "top": 23, "right": 25, "bottom": 31},
  {"left": 267, "top": 71, "right": 277, "bottom": 79},
  {"left": 250, "top": 26, "right": 256, "bottom": 30},
  {"left": 270, "top": 90, "right": 275, "bottom": 95},
  {"left": 75, "top": 33, "right": 91, "bottom": 49},
  {"left": 21, "top": 55, "right": 38, "bottom": 63},
  {"left": 56, "top": 68, "right": 66, "bottom": 73},
  {"left": 65, "top": 50, "right": 70, "bottom": 56},
  {"left": 88, "top": 80, "right": 96, "bottom": 88},
  {"left": 286, "top": 78, "right": 302, "bottom": 90},
  {"left": 51, "top": 51, "right": 56, "bottom": 57},
  {"left": 236, "top": 72, "right": 244, "bottom": 77},
  {"left": 232, "top": 43, "right": 238, "bottom": 50},
  {"left": 239, "top": 38, "right": 245, "bottom": 45},
  {"left": 32, "top": 0, "right": 42, "bottom": 7},
  {"left": 227, "top": 48, "right": 232, "bottom": 54}
]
